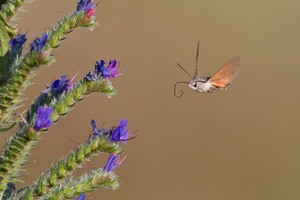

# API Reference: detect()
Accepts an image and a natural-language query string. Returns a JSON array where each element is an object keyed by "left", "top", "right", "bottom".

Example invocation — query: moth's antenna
[
  {"left": 194, "top": 41, "right": 200, "bottom": 77},
  {"left": 174, "top": 81, "right": 189, "bottom": 98},
  {"left": 177, "top": 63, "right": 192, "bottom": 78}
]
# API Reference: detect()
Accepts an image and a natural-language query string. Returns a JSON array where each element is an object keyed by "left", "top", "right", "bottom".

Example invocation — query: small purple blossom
[
  {"left": 30, "top": 33, "right": 48, "bottom": 52},
  {"left": 95, "top": 60, "right": 119, "bottom": 78},
  {"left": 76, "top": 194, "right": 85, "bottom": 200},
  {"left": 76, "top": 0, "right": 96, "bottom": 18},
  {"left": 110, "top": 119, "right": 136, "bottom": 143},
  {"left": 34, "top": 106, "right": 53, "bottom": 131},
  {"left": 91, "top": 119, "right": 104, "bottom": 136},
  {"left": 85, "top": 60, "right": 119, "bottom": 81},
  {"left": 50, "top": 75, "right": 71, "bottom": 93},
  {"left": 104, "top": 154, "right": 127, "bottom": 172},
  {"left": 9, "top": 33, "right": 27, "bottom": 51}
]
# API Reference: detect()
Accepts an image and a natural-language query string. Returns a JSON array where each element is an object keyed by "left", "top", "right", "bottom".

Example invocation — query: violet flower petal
[{"left": 33, "top": 106, "right": 53, "bottom": 131}]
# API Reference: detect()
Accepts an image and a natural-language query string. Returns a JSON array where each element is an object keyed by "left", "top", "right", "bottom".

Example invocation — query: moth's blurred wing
[{"left": 208, "top": 56, "right": 241, "bottom": 88}]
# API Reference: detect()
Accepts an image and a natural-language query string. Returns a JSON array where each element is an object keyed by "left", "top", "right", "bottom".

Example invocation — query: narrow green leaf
[{"left": 0, "top": 122, "right": 16, "bottom": 132}]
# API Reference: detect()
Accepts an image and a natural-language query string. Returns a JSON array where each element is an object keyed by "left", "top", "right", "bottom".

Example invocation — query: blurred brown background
[{"left": 9, "top": 0, "right": 300, "bottom": 199}]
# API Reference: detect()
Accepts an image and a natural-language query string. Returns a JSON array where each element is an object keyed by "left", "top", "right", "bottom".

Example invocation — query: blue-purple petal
[
  {"left": 90, "top": 119, "right": 105, "bottom": 136},
  {"left": 91, "top": 119, "right": 98, "bottom": 134},
  {"left": 50, "top": 75, "right": 70, "bottom": 94},
  {"left": 34, "top": 106, "right": 53, "bottom": 131},
  {"left": 119, "top": 119, "right": 128, "bottom": 127},
  {"left": 9, "top": 34, "right": 27, "bottom": 50},
  {"left": 76, "top": 194, "right": 85, "bottom": 200},
  {"left": 104, "top": 154, "right": 118, "bottom": 172},
  {"left": 30, "top": 33, "right": 48, "bottom": 52},
  {"left": 110, "top": 118, "right": 129, "bottom": 143}
]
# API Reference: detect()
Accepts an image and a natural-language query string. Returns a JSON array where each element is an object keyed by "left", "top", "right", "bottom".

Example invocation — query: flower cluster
[
  {"left": 86, "top": 60, "right": 119, "bottom": 81},
  {"left": 92, "top": 118, "right": 136, "bottom": 143},
  {"left": 47, "top": 75, "right": 77, "bottom": 95},
  {"left": 8, "top": 26, "right": 49, "bottom": 57},
  {"left": 95, "top": 60, "right": 119, "bottom": 78},
  {"left": 91, "top": 118, "right": 137, "bottom": 172},
  {"left": 109, "top": 119, "right": 136, "bottom": 143},
  {"left": 77, "top": 0, "right": 96, "bottom": 18}
]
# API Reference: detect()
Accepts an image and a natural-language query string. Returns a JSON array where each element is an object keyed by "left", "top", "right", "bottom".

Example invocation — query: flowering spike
[
  {"left": 33, "top": 106, "right": 53, "bottom": 131},
  {"left": 39, "top": 168, "right": 119, "bottom": 199}
]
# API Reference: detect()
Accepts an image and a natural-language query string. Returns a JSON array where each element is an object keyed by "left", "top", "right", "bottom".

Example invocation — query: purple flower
[
  {"left": 30, "top": 33, "right": 48, "bottom": 52},
  {"left": 91, "top": 119, "right": 104, "bottom": 136},
  {"left": 76, "top": 0, "right": 96, "bottom": 18},
  {"left": 9, "top": 34, "right": 27, "bottom": 51},
  {"left": 95, "top": 60, "right": 119, "bottom": 78},
  {"left": 34, "top": 106, "right": 53, "bottom": 131},
  {"left": 51, "top": 75, "right": 71, "bottom": 93},
  {"left": 76, "top": 194, "right": 85, "bottom": 200},
  {"left": 110, "top": 119, "right": 136, "bottom": 143},
  {"left": 104, "top": 154, "right": 127, "bottom": 172}
]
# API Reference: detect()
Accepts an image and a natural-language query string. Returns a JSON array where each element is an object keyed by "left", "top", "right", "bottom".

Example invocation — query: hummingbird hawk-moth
[{"left": 174, "top": 42, "right": 241, "bottom": 98}]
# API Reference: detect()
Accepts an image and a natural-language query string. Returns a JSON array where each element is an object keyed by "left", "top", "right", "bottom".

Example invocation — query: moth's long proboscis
[{"left": 174, "top": 81, "right": 189, "bottom": 98}]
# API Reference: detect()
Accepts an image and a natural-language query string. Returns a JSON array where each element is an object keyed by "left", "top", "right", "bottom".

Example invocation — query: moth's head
[
  {"left": 188, "top": 79, "right": 198, "bottom": 91},
  {"left": 188, "top": 76, "right": 209, "bottom": 91}
]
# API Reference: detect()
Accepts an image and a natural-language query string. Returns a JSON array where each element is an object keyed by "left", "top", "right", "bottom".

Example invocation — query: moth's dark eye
[{"left": 193, "top": 83, "right": 197, "bottom": 87}]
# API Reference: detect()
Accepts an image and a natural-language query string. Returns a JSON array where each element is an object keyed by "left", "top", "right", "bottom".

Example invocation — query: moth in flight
[{"left": 174, "top": 42, "right": 241, "bottom": 98}]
